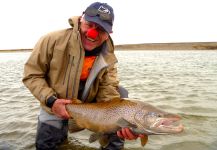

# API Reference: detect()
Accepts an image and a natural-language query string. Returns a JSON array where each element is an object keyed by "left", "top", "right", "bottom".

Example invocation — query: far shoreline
[
  {"left": 0, "top": 49, "right": 32, "bottom": 53},
  {"left": 115, "top": 42, "right": 217, "bottom": 50},
  {"left": 1, "top": 42, "right": 217, "bottom": 52}
]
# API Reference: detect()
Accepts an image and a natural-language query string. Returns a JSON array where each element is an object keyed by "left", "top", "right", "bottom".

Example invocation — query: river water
[{"left": 0, "top": 50, "right": 217, "bottom": 150}]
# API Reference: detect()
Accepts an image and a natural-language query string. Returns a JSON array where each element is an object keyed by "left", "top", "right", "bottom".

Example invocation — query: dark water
[{"left": 0, "top": 50, "right": 217, "bottom": 150}]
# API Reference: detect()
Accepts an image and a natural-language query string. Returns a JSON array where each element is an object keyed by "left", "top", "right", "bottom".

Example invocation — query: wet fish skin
[{"left": 66, "top": 98, "right": 184, "bottom": 146}]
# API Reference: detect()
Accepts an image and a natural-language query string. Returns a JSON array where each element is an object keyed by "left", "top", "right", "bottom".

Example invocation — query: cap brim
[{"left": 84, "top": 15, "right": 112, "bottom": 33}]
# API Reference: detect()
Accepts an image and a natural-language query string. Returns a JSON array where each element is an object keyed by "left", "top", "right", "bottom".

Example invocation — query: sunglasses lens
[
  {"left": 85, "top": 9, "right": 98, "bottom": 16},
  {"left": 85, "top": 8, "right": 112, "bottom": 23}
]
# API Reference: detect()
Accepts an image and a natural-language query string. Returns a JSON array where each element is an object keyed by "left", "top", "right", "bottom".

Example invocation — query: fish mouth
[{"left": 151, "top": 117, "right": 184, "bottom": 134}]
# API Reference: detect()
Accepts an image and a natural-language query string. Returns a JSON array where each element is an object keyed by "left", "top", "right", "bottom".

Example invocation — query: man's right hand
[{"left": 51, "top": 99, "right": 71, "bottom": 119}]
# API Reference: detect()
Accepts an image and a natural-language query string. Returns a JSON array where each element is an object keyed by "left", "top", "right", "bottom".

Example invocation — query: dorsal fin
[{"left": 71, "top": 98, "right": 82, "bottom": 104}]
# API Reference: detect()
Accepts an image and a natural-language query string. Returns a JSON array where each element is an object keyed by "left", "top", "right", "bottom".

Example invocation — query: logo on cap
[{"left": 98, "top": 5, "right": 110, "bottom": 14}]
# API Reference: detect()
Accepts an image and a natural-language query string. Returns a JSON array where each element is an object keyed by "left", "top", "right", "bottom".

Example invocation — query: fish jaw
[{"left": 149, "top": 116, "right": 184, "bottom": 134}]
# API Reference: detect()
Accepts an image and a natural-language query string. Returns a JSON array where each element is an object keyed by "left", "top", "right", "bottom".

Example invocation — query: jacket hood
[{"left": 68, "top": 16, "right": 81, "bottom": 31}]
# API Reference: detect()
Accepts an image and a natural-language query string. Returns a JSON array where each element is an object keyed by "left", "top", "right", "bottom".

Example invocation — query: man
[{"left": 23, "top": 2, "right": 143, "bottom": 150}]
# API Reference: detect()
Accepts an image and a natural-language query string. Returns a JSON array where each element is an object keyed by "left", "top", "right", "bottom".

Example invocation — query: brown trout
[{"left": 66, "top": 98, "right": 184, "bottom": 147}]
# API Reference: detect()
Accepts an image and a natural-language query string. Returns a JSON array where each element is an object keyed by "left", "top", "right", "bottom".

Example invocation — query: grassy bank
[{"left": 115, "top": 42, "right": 217, "bottom": 50}]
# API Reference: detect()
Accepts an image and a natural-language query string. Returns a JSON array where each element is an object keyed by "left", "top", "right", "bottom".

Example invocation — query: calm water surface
[{"left": 0, "top": 50, "right": 217, "bottom": 150}]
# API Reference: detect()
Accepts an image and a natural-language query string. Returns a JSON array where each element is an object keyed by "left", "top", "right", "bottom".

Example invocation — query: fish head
[{"left": 134, "top": 104, "right": 184, "bottom": 135}]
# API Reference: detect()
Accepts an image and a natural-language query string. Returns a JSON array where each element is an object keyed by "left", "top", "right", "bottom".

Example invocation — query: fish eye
[{"left": 146, "top": 112, "right": 163, "bottom": 118}]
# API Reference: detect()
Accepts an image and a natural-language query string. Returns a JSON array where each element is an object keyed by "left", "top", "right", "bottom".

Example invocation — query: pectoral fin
[
  {"left": 116, "top": 118, "right": 137, "bottom": 128},
  {"left": 89, "top": 133, "right": 109, "bottom": 148},
  {"left": 140, "top": 135, "right": 148, "bottom": 147},
  {"left": 89, "top": 133, "right": 103, "bottom": 143},
  {"left": 99, "top": 134, "right": 109, "bottom": 148}
]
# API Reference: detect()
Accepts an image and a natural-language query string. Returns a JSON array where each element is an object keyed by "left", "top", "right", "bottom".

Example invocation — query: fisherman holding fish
[{"left": 23, "top": 2, "right": 145, "bottom": 150}]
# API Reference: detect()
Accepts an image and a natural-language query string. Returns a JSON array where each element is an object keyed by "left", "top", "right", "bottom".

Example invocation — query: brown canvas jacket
[{"left": 22, "top": 16, "right": 120, "bottom": 113}]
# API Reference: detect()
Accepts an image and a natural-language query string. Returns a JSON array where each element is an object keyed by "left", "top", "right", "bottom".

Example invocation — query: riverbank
[
  {"left": 115, "top": 42, "right": 217, "bottom": 50},
  {"left": 0, "top": 49, "right": 32, "bottom": 53},
  {"left": 0, "top": 42, "right": 217, "bottom": 52}
]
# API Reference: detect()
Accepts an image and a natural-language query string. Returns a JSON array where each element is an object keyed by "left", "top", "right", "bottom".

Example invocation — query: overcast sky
[{"left": 0, "top": 0, "right": 217, "bottom": 49}]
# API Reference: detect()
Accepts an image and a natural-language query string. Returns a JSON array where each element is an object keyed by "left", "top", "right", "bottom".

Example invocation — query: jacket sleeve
[
  {"left": 22, "top": 34, "right": 56, "bottom": 106},
  {"left": 96, "top": 63, "right": 120, "bottom": 102}
]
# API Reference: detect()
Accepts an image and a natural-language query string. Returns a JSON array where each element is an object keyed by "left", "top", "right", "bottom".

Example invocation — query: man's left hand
[{"left": 117, "top": 128, "right": 145, "bottom": 140}]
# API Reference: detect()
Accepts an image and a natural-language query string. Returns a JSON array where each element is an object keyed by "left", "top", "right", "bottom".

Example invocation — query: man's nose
[{"left": 86, "top": 28, "right": 99, "bottom": 39}]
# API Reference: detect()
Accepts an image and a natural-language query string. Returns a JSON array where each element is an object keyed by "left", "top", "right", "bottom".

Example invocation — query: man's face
[{"left": 80, "top": 18, "right": 109, "bottom": 51}]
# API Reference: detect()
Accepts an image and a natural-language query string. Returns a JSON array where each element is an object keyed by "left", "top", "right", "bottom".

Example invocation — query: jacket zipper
[
  {"left": 63, "top": 55, "right": 70, "bottom": 85},
  {"left": 71, "top": 47, "right": 83, "bottom": 98},
  {"left": 66, "top": 55, "right": 74, "bottom": 98}
]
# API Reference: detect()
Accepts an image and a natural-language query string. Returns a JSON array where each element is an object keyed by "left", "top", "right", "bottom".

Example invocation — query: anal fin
[{"left": 140, "top": 135, "right": 148, "bottom": 147}]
